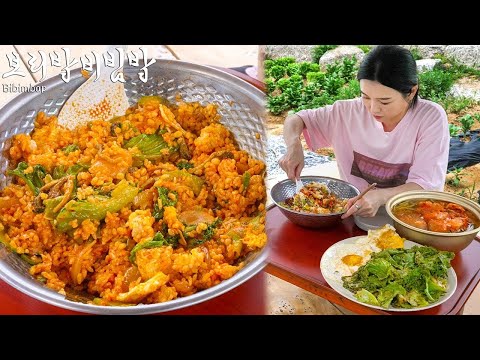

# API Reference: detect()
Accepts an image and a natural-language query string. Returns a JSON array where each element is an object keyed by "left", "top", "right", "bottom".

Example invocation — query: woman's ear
[{"left": 410, "top": 85, "right": 419, "bottom": 98}]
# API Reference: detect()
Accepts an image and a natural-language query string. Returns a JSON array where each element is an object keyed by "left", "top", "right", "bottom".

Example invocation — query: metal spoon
[{"left": 295, "top": 178, "right": 304, "bottom": 193}]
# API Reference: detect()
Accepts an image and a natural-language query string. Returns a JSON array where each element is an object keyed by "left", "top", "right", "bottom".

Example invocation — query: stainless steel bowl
[
  {"left": 270, "top": 176, "right": 360, "bottom": 228},
  {"left": 0, "top": 60, "right": 267, "bottom": 314},
  {"left": 385, "top": 190, "right": 480, "bottom": 253}
]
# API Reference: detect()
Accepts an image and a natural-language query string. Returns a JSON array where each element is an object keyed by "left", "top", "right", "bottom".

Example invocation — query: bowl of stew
[{"left": 385, "top": 190, "right": 480, "bottom": 252}]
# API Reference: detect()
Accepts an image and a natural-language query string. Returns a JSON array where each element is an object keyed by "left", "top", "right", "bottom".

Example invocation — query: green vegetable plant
[
  {"left": 418, "top": 69, "right": 454, "bottom": 102},
  {"left": 449, "top": 123, "right": 461, "bottom": 137},
  {"left": 441, "top": 96, "right": 477, "bottom": 114},
  {"left": 458, "top": 114, "right": 476, "bottom": 135},
  {"left": 129, "top": 232, "right": 176, "bottom": 263},
  {"left": 357, "top": 45, "right": 371, "bottom": 54},
  {"left": 265, "top": 55, "right": 360, "bottom": 115},
  {"left": 410, "top": 48, "right": 423, "bottom": 60},
  {"left": 447, "top": 167, "right": 463, "bottom": 187},
  {"left": 458, "top": 181, "right": 478, "bottom": 202}
]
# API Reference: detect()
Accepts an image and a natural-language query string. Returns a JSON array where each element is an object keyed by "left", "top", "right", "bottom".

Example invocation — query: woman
[{"left": 279, "top": 45, "right": 450, "bottom": 219}]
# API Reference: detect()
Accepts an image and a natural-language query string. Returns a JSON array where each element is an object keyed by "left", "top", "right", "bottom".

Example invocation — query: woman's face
[{"left": 360, "top": 79, "right": 415, "bottom": 130}]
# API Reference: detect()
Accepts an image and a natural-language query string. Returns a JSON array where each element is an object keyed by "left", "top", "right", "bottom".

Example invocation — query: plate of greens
[{"left": 321, "top": 237, "right": 457, "bottom": 312}]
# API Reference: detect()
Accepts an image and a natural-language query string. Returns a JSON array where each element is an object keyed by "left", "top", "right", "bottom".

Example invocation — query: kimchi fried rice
[{"left": 0, "top": 95, "right": 267, "bottom": 306}]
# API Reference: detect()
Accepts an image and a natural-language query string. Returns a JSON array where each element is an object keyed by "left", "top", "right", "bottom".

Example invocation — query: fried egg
[
  {"left": 322, "top": 224, "right": 406, "bottom": 282},
  {"left": 322, "top": 240, "right": 376, "bottom": 281},
  {"left": 367, "top": 224, "right": 405, "bottom": 250}
]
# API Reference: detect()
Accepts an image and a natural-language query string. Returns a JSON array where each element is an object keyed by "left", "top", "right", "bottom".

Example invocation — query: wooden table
[
  {"left": 0, "top": 271, "right": 266, "bottom": 315},
  {"left": 265, "top": 205, "right": 480, "bottom": 315}
]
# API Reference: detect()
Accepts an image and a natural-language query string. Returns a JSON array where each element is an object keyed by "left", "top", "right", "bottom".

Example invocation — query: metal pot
[{"left": 385, "top": 190, "right": 480, "bottom": 253}]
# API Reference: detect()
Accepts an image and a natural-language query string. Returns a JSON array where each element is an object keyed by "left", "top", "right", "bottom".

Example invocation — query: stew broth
[{"left": 392, "top": 199, "right": 480, "bottom": 233}]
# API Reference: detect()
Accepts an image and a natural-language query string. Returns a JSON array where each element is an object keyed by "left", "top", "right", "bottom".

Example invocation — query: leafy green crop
[
  {"left": 449, "top": 123, "right": 462, "bottom": 137},
  {"left": 265, "top": 56, "right": 360, "bottom": 115},
  {"left": 419, "top": 69, "right": 455, "bottom": 102},
  {"left": 357, "top": 45, "right": 372, "bottom": 54},
  {"left": 458, "top": 114, "right": 476, "bottom": 134}
]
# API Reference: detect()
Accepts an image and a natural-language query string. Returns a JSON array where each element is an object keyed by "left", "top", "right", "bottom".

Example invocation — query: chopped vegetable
[
  {"left": 153, "top": 187, "right": 178, "bottom": 220},
  {"left": 176, "top": 161, "right": 193, "bottom": 170},
  {"left": 124, "top": 134, "right": 172, "bottom": 166},
  {"left": 343, "top": 246, "right": 455, "bottom": 309},
  {"left": 63, "top": 144, "right": 79, "bottom": 154},
  {"left": 54, "top": 180, "right": 139, "bottom": 233},
  {"left": 203, "top": 218, "right": 222, "bottom": 241},
  {"left": 178, "top": 209, "right": 215, "bottom": 225},
  {"left": 44, "top": 196, "right": 64, "bottom": 220},
  {"left": 7, "top": 162, "right": 47, "bottom": 195},
  {"left": 70, "top": 240, "right": 96, "bottom": 284},
  {"left": 129, "top": 232, "right": 174, "bottom": 263},
  {"left": 242, "top": 171, "right": 251, "bottom": 193},
  {"left": 52, "top": 165, "right": 66, "bottom": 180},
  {"left": 188, "top": 218, "right": 222, "bottom": 247},
  {"left": 160, "top": 170, "right": 204, "bottom": 196},
  {"left": 0, "top": 228, "right": 42, "bottom": 265}
]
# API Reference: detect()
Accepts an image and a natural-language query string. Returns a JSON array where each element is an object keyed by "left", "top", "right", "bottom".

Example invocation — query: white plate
[
  {"left": 320, "top": 236, "right": 457, "bottom": 312},
  {"left": 354, "top": 205, "right": 393, "bottom": 231}
]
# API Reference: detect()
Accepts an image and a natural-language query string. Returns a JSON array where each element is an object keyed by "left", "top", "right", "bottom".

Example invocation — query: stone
[
  {"left": 264, "top": 45, "right": 318, "bottom": 62},
  {"left": 444, "top": 45, "right": 480, "bottom": 69},
  {"left": 448, "top": 83, "right": 480, "bottom": 101},
  {"left": 416, "top": 59, "right": 442, "bottom": 73},
  {"left": 319, "top": 45, "right": 365, "bottom": 69},
  {"left": 402, "top": 45, "right": 447, "bottom": 58}
]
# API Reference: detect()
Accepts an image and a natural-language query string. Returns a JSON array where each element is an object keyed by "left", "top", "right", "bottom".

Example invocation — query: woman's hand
[
  {"left": 279, "top": 114, "right": 306, "bottom": 181},
  {"left": 341, "top": 190, "right": 383, "bottom": 219},
  {"left": 341, "top": 182, "right": 424, "bottom": 219},
  {"left": 279, "top": 141, "right": 305, "bottom": 181}
]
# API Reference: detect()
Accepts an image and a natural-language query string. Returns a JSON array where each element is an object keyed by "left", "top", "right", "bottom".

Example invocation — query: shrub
[
  {"left": 312, "top": 45, "right": 337, "bottom": 64},
  {"left": 419, "top": 69, "right": 454, "bottom": 101}
]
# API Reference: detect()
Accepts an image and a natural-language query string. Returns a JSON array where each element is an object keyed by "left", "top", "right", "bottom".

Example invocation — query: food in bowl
[
  {"left": 270, "top": 176, "right": 360, "bottom": 228},
  {"left": 281, "top": 182, "right": 347, "bottom": 214},
  {"left": 386, "top": 190, "right": 480, "bottom": 253},
  {"left": 392, "top": 199, "right": 480, "bottom": 233},
  {"left": 0, "top": 95, "right": 267, "bottom": 306}
]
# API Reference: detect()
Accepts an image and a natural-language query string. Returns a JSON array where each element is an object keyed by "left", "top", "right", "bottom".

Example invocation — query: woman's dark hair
[{"left": 357, "top": 45, "right": 419, "bottom": 108}]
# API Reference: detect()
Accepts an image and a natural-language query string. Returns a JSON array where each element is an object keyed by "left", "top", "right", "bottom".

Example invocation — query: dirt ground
[{"left": 267, "top": 110, "right": 480, "bottom": 204}]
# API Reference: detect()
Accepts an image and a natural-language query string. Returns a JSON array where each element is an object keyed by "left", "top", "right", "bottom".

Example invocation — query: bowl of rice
[{"left": 0, "top": 59, "right": 268, "bottom": 314}]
